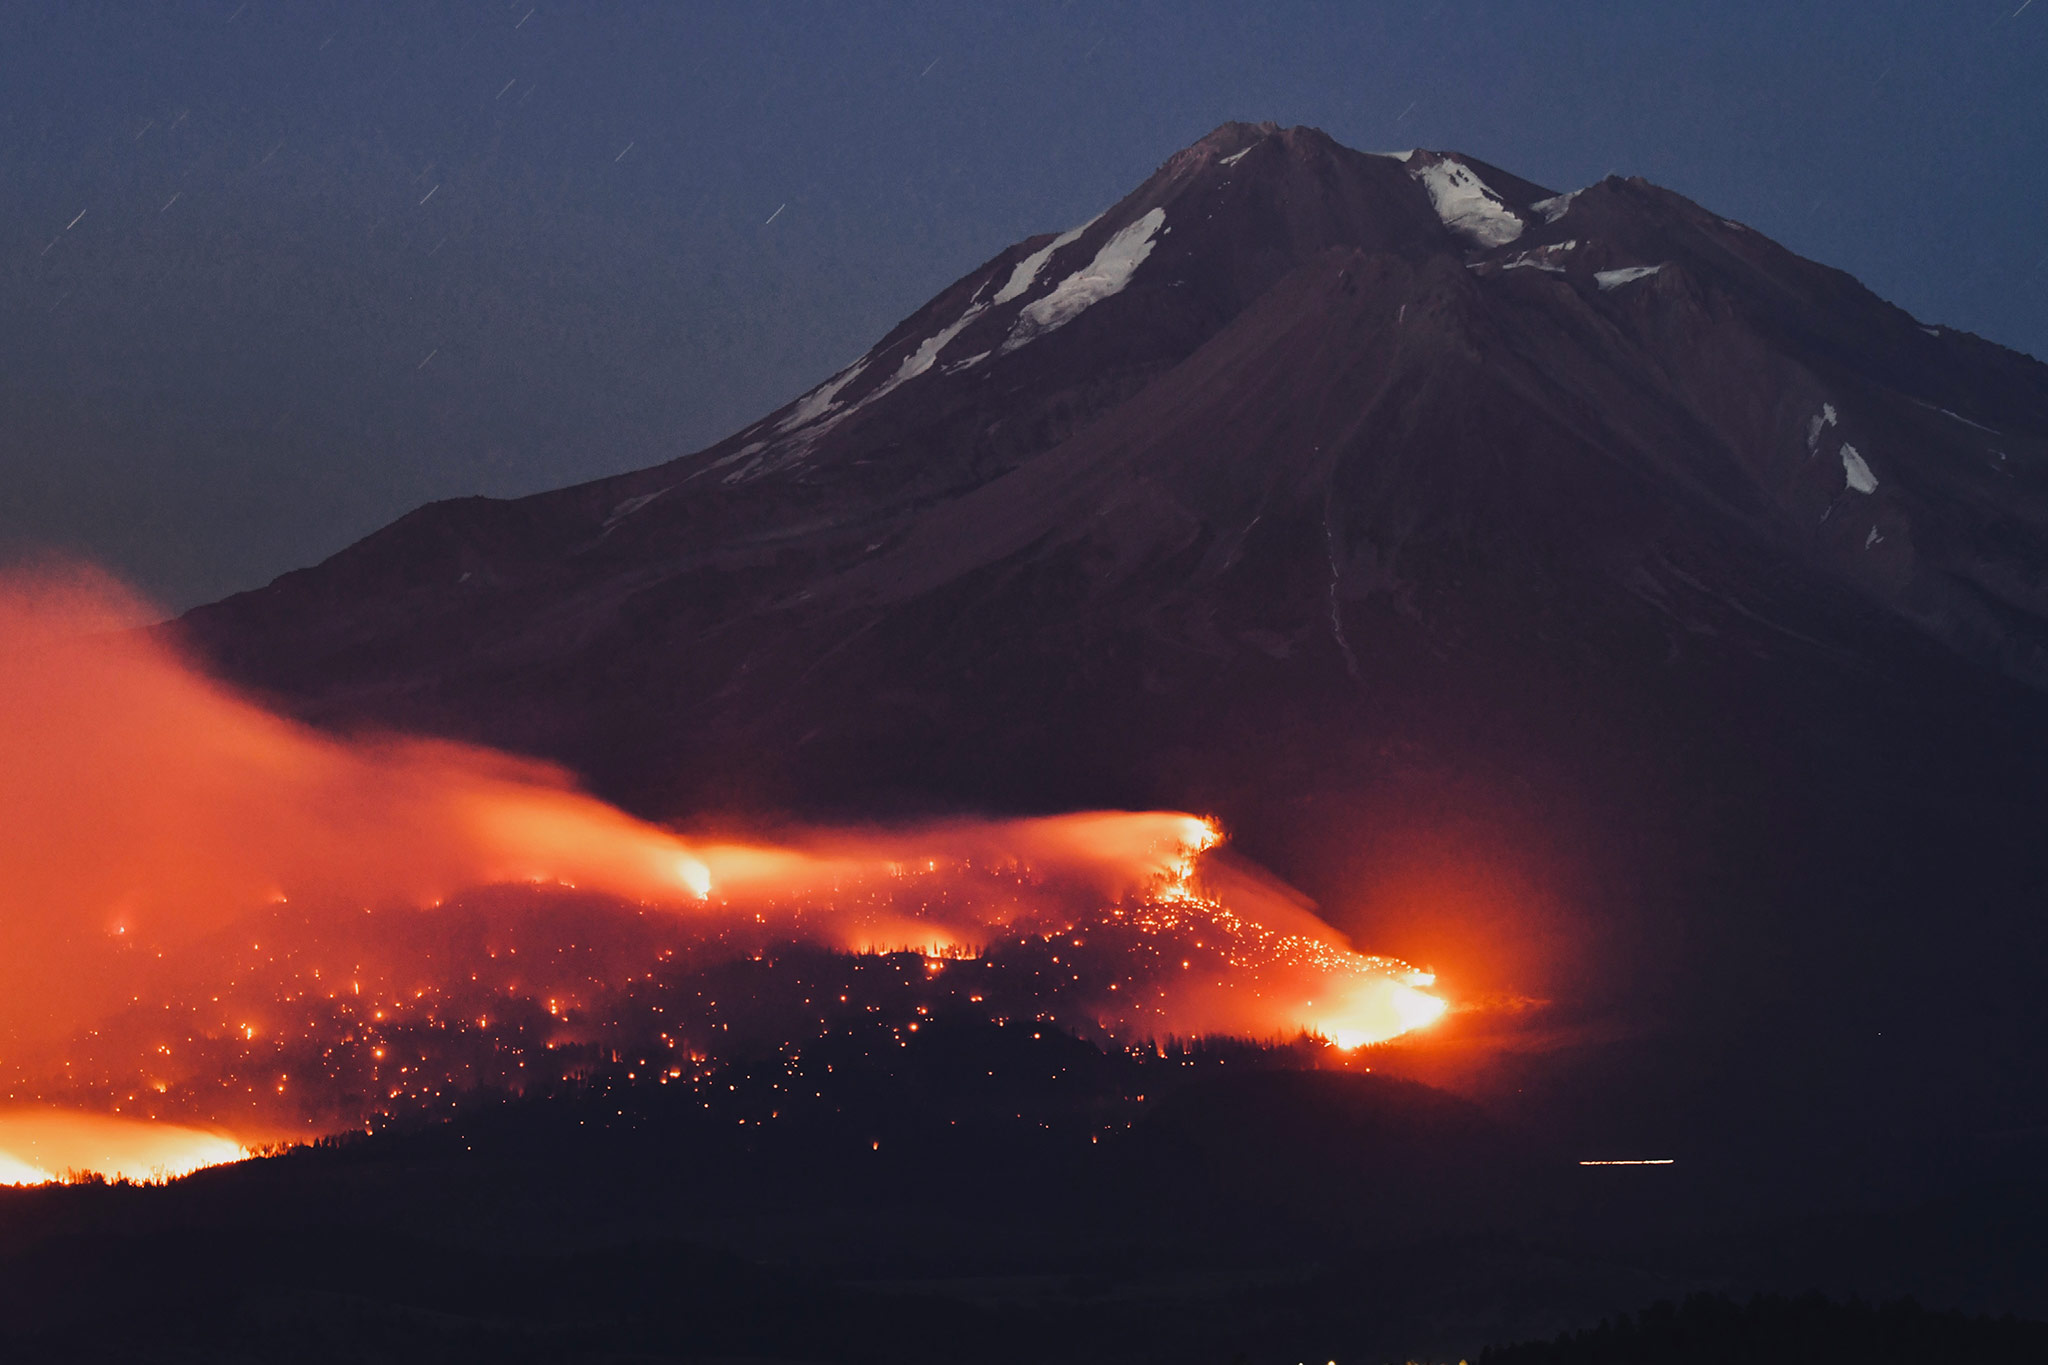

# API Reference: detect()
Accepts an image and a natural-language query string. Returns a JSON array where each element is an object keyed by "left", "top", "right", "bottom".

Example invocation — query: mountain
[{"left": 177, "top": 123, "right": 2048, "bottom": 1204}]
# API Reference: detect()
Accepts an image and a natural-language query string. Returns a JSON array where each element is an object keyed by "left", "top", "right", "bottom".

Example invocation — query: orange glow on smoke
[
  {"left": 0, "top": 567, "right": 1443, "bottom": 1162},
  {"left": 1313, "top": 971, "right": 1449, "bottom": 1050},
  {"left": 0, "top": 566, "right": 723, "bottom": 1049},
  {"left": 0, "top": 1107, "right": 244, "bottom": 1185}
]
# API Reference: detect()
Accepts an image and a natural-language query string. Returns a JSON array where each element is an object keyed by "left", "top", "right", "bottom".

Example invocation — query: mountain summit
[{"left": 182, "top": 120, "right": 2048, "bottom": 801}]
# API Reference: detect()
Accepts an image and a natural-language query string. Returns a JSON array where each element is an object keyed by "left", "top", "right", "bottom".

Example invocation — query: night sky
[{"left": 4, "top": 1, "right": 2042, "bottom": 610}]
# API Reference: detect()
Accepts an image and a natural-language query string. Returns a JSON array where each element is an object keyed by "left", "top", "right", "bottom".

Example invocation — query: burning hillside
[{"left": 0, "top": 567, "right": 1442, "bottom": 1177}]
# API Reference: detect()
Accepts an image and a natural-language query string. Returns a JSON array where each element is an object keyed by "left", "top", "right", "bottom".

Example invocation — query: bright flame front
[
  {"left": 0, "top": 1108, "right": 244, "bottom": 1185},
  {"left": 1314, "top": 971, "right": 1450, "bottom": 1050}
]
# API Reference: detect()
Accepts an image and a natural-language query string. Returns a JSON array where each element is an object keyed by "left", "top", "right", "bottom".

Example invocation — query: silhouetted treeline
[
  {"left": 1479, "top": 1292, "right": 2048, "bottom": 1365},
  {"left": 5, "top": 1021, "right": 2048, "bottom": 1362}
]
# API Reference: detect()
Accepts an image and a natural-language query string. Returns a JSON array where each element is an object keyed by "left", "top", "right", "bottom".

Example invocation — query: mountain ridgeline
[{"left": 179, "top": 123, "right": 2048, "bottom": 802}]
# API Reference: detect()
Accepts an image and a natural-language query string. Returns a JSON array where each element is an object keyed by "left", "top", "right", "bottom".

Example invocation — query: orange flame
[
  {"left": 0, "top": 1107, "right": 243, "bottom": 1185},
  {"left": 0, "top": 566, "right": 1442, "bottom": 1168}
]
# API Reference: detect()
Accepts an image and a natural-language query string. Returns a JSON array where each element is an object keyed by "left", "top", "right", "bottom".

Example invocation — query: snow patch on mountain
[
  {"left": 1002, "top": 208, "right": 1167, "bottom": 354},
  {"left": 706, "top": 440, "right": 766, "bottom": 473},
  {"left": 830, "top": 285, "right": 1005, "bottom": 421},
  {"left": 1499, "top": 241, "right": 1577, "bottom": 274},
  {"left": 774, "top": 360, "right": 870, "bottom": 435},
  {"left": 602, "top": 489, "right": 668, "bottom": 530},
  {"left": 1596, "top": 265, "right": 1664, "bottom": 291},
  {"left": 1807, "top": 404, "right": 1839, "bottom": 454},
  {"left": 716, "top": 209, "right": 1156, "bottom": 485},
  {"left": 1841, "top": 444, "right": 1879, "bottom": 494},
  {"left": 1411, "top": 159, "right": 1524, "bottom": 248},
  {"left": 1909, "top": 397, "right": 2001, "bottom": 435},
  {"left": 1218, "top": 146, "right": 1253, "bottom": 168},
  {"left": 1530, "top": 190, "right": 1579, "bottom": 224},
  {"left": 892, "top": 289, "right": 992, "bottom": 387},
  {"left": 992, "top": 215, "right": 1099, "bottom": 306}
]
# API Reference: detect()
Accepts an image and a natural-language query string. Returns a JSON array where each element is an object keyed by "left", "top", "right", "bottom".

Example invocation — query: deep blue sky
[{"left": 4, "top": 0, "right": 2043, "bottom": 609}]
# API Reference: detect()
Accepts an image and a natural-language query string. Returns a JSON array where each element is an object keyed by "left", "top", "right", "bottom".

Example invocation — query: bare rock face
[{"left": 178, "top": 123, "right": 2048, "bottom": 1187}]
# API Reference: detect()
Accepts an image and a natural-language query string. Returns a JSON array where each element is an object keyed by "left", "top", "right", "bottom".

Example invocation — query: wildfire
[
  {"left": 0, "top": 567, "right": 1445, "bottom": 1175},
  {"left": 1314, "top": 971, "right": 1450, "bottom": 1050},
  {"left": 0, "top": 1107, "right": 245, "bottom": 1185}
]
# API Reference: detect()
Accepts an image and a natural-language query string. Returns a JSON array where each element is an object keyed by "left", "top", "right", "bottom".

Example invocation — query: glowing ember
[{"left": 0, "top": 568, "right": 1445, "bottom": 1145}]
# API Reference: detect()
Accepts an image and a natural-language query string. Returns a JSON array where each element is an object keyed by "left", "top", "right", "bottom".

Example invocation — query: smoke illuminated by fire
[
  {"left": 0, "top": 1107, "right": 243, "bottom": 1186},
  {"left": 0, "top": 567, "right": 1443, "bottom": 1179}
]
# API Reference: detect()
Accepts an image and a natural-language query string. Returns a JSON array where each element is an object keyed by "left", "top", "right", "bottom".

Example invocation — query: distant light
[{"left": 1578, "top": 1158, "right": 1676, "bottom": 1166}]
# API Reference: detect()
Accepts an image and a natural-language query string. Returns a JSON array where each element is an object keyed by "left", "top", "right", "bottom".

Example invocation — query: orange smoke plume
[
  {"left": 0, "top": 565, "right": 715, "bottom": 1048},
  {"left": 0, "top": 565, "right": 1441, "bottom": 1165}
]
